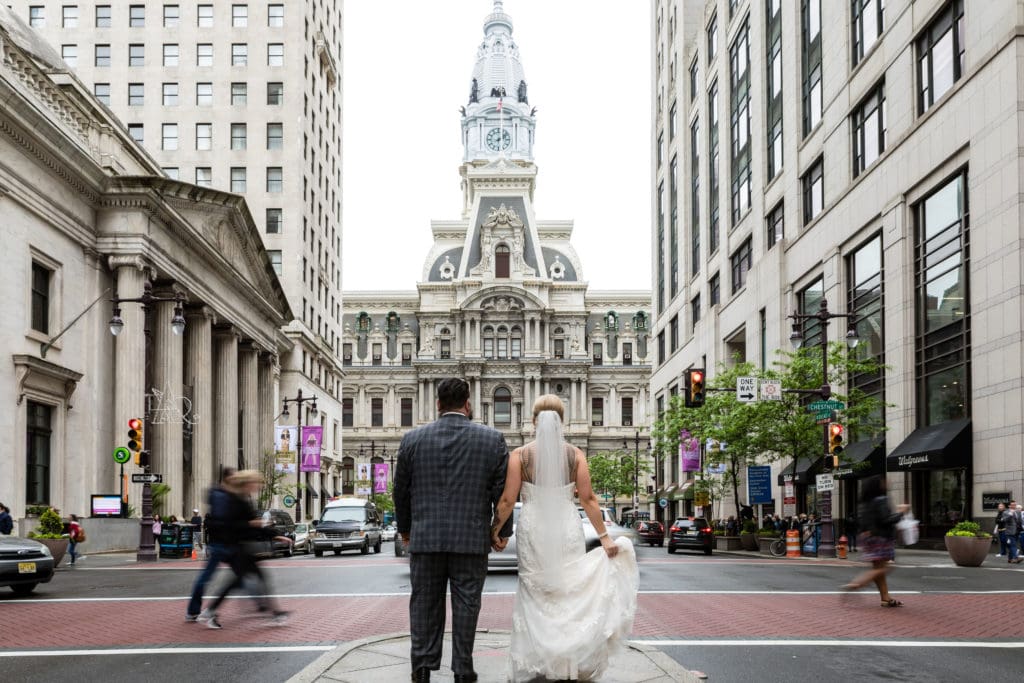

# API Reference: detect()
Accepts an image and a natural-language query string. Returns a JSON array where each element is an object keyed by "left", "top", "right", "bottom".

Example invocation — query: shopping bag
[{"left": 896, "top": 513, "right": 919, "bottom": 546}]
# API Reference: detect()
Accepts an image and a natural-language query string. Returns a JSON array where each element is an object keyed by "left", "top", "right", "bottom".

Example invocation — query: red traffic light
[
  {"left": 829, "top": 423, "right": 844, "bottom": 438},
  {"left": 690, "top": 370, "right": 703, "bottom": 384},
  {"left": 128, "top": 418, "right": 142, "bottom": 430}
]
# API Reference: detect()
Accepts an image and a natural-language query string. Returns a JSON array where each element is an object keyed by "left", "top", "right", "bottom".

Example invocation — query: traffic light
[
  {"left": 127, "top": 418, "right": 143, "bottom": 465},
  {"left": 684, "top": 368, "right": 706, "bottom": 408},
  {"left": 829, "top": 422, "right": 844, "bottom": 467}
]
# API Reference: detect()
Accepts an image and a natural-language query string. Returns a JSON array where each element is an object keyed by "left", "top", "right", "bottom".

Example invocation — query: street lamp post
[
  {"left": 624, "top": 431, "right": 649, "bottom": 519},
  {"left": 788, "top": 297, "right": 860, "bottom": 557},
  {"left": 281, "top": 389, "right": 318, "bottom": 524}
]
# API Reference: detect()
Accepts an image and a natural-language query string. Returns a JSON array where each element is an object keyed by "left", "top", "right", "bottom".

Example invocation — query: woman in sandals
[{"left": 842, "top": 475, "right": 909, "bottom": 607}]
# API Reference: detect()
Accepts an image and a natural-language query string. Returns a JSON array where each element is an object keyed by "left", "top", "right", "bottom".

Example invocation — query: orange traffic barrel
[{"left": 786, "top": 529, "right": 801, "bottom": 558}]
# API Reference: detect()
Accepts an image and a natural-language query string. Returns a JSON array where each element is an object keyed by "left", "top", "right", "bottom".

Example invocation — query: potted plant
[
  {"left": 757, "top": 528, "right": 780, "bottom": 554},
  {"left": 715, "top": 528, "right": 742, "bottom": 550},
  {"left": 27, "top": 508, "right": 69, "bottom": 566},
  {"left": 944, "top": 521, "right": 992, "bottom": 567},
  {"left": 739, "top": 519, "right": 759, "bottom": 550}
]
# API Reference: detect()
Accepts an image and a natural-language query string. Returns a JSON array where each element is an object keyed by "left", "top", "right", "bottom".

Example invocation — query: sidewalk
[
  {"left": 288, "top": 631, "right": 707, "bottom": 683},
  {"left": 709, "top": 547, "right": 964, "bottom": 567}
]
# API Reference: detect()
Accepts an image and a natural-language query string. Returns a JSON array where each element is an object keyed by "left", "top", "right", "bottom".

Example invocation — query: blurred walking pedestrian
[
  {"left": 185, "top": 470, "right": 234, "bottom": 622},
  {"left": 841, "top": 475, "right": 909, "bottom": 607},
  {"left": 994, "top": 503, "right": 1009, "bottom": 557},
  {"left": 1004, "top": 505, "right": 1020, "bottom": 564},
  {"left": 67, "top": 514, "right": 86, "bottom": 566}
]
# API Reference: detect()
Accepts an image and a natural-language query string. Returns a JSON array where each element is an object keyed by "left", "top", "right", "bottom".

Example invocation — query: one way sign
[{"left": 736, "top": 376, "right": 757, "bottom": 402}]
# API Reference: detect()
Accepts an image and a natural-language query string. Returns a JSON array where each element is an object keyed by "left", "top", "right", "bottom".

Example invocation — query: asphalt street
[{"left": 1, "top": 542, "right": 1022, "bottom": 682}]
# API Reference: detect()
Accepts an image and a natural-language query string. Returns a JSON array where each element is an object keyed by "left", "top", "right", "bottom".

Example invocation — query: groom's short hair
[{"left": 437, "top": 377, "right": 470, "bottom": 411}]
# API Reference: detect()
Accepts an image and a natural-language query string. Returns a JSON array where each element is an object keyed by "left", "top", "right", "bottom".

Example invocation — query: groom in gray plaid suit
[{"left": 394, "top": 377, "right": 513, "bottom": 683}]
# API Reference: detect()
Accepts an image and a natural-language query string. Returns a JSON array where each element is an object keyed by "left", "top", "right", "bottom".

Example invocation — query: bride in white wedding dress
[{"left": 491, "top": 394, "right": 639, "bottom": 682}]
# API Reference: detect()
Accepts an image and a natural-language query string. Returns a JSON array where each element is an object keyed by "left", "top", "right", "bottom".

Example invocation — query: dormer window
[
  {"left": 357, "top": 311, "right": 371, "bottom": 332},
  {"left": 495, "top": 245, "right": 510, "bottom": 278}
]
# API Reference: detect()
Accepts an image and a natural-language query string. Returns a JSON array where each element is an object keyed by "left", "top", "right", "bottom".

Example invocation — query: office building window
[
  {"left": 195, "top": 123, "right": 212, "bottom": 150},
  {"left": 669, "top": 156, "right": 679, "bottom": 296},
  {"left": 707, "top": 13, "right": 717, "bottom": 62},
  {"left": 766, "top": 0, "right": 783, "bottom": 179},
  {"left": 371, "top": 398, "right": 383, "bottom": 426},
  {"left": 657, "top": 330, "right": 665, "bottom": 365},
  {"left": 669, "top": 101, "right": 677, "bottom": 140},
  {"left": 162, "top": 167, "right": 179, "bottom": 180},
  {"left": 95, "top": 44, "right": 111, "bottom": 67},
  {"left": 553, "top": 338, "right": 563, "bottom": 359},
  {"left": 494, "top": 389, "right": 512, "bottom": 426},
  {"left": 128, "top": 124, "right": 144, "bottom": 143},
  {"left": 129, "top": 44, "right": 144, "bottom": 67},
  {"left": 29, "top": 6, "right": 44, "bottom": 28},
  {"left": 622, "top": 343, "right": 633, "bottom": 366},
  {"left": 802, "top": 0, "right": 823, "bottom": 134},
  {"left": 852, "top": 0, "right": 884, "bottom": 64},
  {"left": 268, "top": 250, "right": 282, "bottom": 276},
  {"left": 708, "top": 80, "right": 720, "bottom": 254},
  {"left": 802, "top": 157, "right": 824, "bottom": 224},
  {"left": 230, "top": 167, "right": 246, "bottom": 193},
  {"left": 94, "top": 83, "right": 110, "bottom": 105},
  {"left": 690, "top": 118, "right": 700, "bottom": 277},
  {"left": 511, "top": 334, "right": 521, "bottom": 358},
  {"left": 622, "top": 397, "right": 634, "bottom": 427},
  {"left": 657, "top": 180, "right": 666, "bottom": 312},
  {"left": 232, "top": 43, "right": 248, "bottom": 66},
  {"left": 689, "top": 59, "right": 698, "bottom": 100},
  {"left": 691, "top": 294, "right": 701, "bottom": 329},
  {"left": 231, "top": 123, "right": 247, "bottom": 149},
  {"left": 798, "top": 277, "right": 825, "bottom": 347},
  {"left": 268, "top": 4, "right": 284, "bottom": 27},
  {"left": 62, "top": 5, "right": 78, "bottom": 28},
  {"left": 440, "top": 338, "right": 452, "bottom": 359},
  {"left": 163, "top": 43, "right": 179, "bottom": 67},
  {"left": 915, "top": 171, "right": 969, "bottom": 425},
  {"left": 231, "top": 82, "right": 247, "bottom": 105},
  {"left": 401, "top": 398, "right": 413, "bottom": 427},
  {"left": 853, "top": 82, "right": 886, "bottom": 176},
  {"left": 766, "top": 201, "right": 784, "bottom": 247},
  {"left": 267, "top": 123, "right": 283, "bottom": 150},
  {"left": 161, "top": 123, "right": 178, "bottom": 150},
  {"left": 495, "top": 245, "right": 510, "bottom": 278},
  {"left": 669, "top": 315, "right": 679, "bottom": 352},
  {"left": 197, "top": 43, "right": 213, "bottom": 67},
  {"left": 266, "top": 208, "right": 282, "bottom": 234},
  {"left": 95, "top": 5, "right": 110, "bottom": 28},
  {"left": 730, "top": 19, "right": 752, "bottom": 224},
  {"left": 268, "top": 43, "right": 284, "bottom": 66},
  {"left": 232, "top": 4, "right": 248, "bottom": 27},
  {"left": 26, "top": 401, "right": 52, "bottom": 505},
  {"left": 267, "top": 167, "right": 283, "bottom": 192},
  {"left": 197, "top": 4, "right": 213, "bottom": 27},
  {"left": 710, "top": 272, "right": 721, "bottom": 306},
  {"left": 342, "top": 398, "right": 353, "bottom": 426},
  {"left": 31, "top": 262, "right": 50, "bottom": 333},
  {"left": 593, "top": 342, "right": 603, "bottom": 366},
  {"left": 61, "top": 45, "right": 77, "bottom": 67},
  {"left": 267, "top": 82, "right": 284, "bottom": 105},
  {"left": 591, "top": 398, "right": 604, "bottom": 427},
  {"left": 128, "top": 83, "right": 144, "bottom": 106},
  {"left": 195, "top": 167, "right": 212, "bottom": 187},
  {"left": 730, "top": 238, "right": 752, "bottom": 294},
  {"left": 129, "top": 5, "right": 145, "bottom": 27},
  {"left": 917, "top": 0, "right": 964, "bottom": 114},
  {"left": 164, "top": 4, "right": 180, "bottom": 27},
  {"left": 848, "top": 233, "right": 885, "bottom": 412},
  {"left": 193, "top": 82, "right": 211, "bottom": 106},
  {"left": 401, "top": 343, "right": 412, "bottom": 366}
]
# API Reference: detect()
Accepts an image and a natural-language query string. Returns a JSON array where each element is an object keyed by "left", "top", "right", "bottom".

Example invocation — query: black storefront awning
[
  {"left": 834, "top": 439, "right": 885, "bottom": 480},
  {"left": 887, "top": 418, "right": 971, "bottom": 471},
  {"left": 669, "top": 480, "right": 694, "bottom": 501},
  {"left": 777, "top": 457, "right": 824, "bottom": 486}
]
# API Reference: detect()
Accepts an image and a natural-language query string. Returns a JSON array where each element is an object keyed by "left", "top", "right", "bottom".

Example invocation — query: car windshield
[
  {"left": 321, "top": 507, "right": 366, "bottom": 523},
  {"left": 294, "top": 524, "right": 308, "bottom": 532}
]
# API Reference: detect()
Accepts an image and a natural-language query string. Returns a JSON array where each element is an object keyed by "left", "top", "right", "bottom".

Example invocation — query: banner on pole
[
  {"left": 274, "top": 425, "right": 297, "bottom": 474},
  {"left": 300, "top": 426, "right": 323, "bottom": 473},
  {"left": 679, "top": 429, "right": 701, "bottom": 472},
  {"left": 356, "top": 463, "right": 372, "bottom": 495},
  {"left": 373, "top": 463, "right": 389, "bottom": 494}
]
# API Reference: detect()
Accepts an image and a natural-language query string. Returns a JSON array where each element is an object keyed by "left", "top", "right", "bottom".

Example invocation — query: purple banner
[
  {"left": 373, "top": 463, "right": 389, "bottom": 494},
  {"left": 300, "top": 425, "right": 323, "bottom": 473},
  {"left": 680, "top": 429, "right": 701, "bottom": 472}
]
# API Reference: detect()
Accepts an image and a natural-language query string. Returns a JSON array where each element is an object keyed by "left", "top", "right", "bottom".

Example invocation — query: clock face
[{"left": 486, "top": 127, "right": 511, "bottom": 151}]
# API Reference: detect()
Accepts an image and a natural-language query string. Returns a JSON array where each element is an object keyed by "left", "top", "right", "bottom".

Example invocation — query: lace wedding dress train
[{"left": 509, "top": 481, "right": 639, "bottom": 681}]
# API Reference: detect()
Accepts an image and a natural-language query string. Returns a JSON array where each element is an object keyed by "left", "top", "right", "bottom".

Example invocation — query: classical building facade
[
  {"left": 652, "top": 0, "right": 1023, "bottom": 538},
  {"left": 0, "top": 8, "right": 291, "bottom": 520},
  {"left": 340, "top": 2, "right": 653, "bottom": 515},
  {"left": 11, "top": 0, "right": 345, "bottom": 519}
]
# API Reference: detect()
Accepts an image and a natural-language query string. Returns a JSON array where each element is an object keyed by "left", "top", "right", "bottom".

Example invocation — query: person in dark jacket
[
  {"left": 0, "top": 503, "right": 13, "bottom": 535},
  {"left": 841, "top": 475, "right": 909, "bottom": 606},
  {"left": 844, "top": 512, "right": 858, "bottom": 552},
  {"left": 185, "top": 469, "right": 234, "bottom": 622},
  {"left": 1004, "top": 506, "right": 1020, "bottom": 564},
  {"left": 994, "top": 503, "right": 1009, "bottom": 557},
  {"left": 196, "top": 470, "right": 292, "bottom": 629}
]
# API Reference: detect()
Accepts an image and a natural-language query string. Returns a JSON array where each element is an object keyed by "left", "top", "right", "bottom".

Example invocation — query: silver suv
[{"left": 312, "top": 498, "right": 383, "bottom": 557}]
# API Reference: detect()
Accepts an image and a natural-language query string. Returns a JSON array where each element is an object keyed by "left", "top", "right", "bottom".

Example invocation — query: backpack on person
[{"left": 74, "top": 525, "right": 86, "bottom": 543}]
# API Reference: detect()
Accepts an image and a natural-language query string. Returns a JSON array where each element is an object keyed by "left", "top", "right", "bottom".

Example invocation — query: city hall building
[
  {"left": 651, "top": 0, "right": 1023, "bottom": 540},
  {"left": 340, "top": 3, "right": 653, "bottom": 513}
]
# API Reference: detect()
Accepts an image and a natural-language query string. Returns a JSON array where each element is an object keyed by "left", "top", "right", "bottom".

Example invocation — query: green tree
[
  {"left": 258, "top": 450, "right": 296, "bottom": 512},
  {"left": 586, "top": 450, "right": 651, "bottom": 502}
]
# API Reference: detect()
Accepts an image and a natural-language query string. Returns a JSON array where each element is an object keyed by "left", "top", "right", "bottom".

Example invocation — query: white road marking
[
  {"left": 639, "top": 640, "right": 1024, "bottom": 649},
  {"left": 0, "top": 646, "right": 334, "bottom": 658}
]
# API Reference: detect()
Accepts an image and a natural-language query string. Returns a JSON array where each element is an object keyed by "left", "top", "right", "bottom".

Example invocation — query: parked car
[
  {"left": 578, "top": 507, "right": 638, "bottom": 549},
  {"left": 291, "top": 522, "right": 311, "bottom": 554},
  {"left": 635, "top": 520, "right": 665, "bottom": 547},
  {"left": 0, "top": 536, "right": 55, "bottom": 595},
  {"left": 381, "top": 524, "right": 396, "bottom": 542},
  {"left": 312, "top": 498, "right": 383, "bottom": 556},
  {"left": 667, "top": 517, "right": 714, "bottom": 555},
  {"left": 487, "top": 503, "right": 522, "bottom": 570},
  {"left": 258, "top": 509, "right": 297, "bottom": 557}
]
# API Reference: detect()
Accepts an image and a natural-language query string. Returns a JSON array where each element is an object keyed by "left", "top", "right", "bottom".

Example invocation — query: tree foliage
[{"left": 586, "top": 449, "right": 651, "bottom": 501}]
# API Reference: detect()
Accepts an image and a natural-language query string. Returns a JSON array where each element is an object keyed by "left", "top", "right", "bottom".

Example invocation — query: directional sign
[
  {"left": 112, "top": 447, "right": 131, "bottom": 464},
  {"left": 815, "top": 473, "right": 835, "bottom": 492},
  {"left": 760, "top": 380, "right": 782, "bottom": 401},
  {"left": 807, "top": 400, "right": 845, "bottom": 411},
  {"left": 131, "top": 473, "right": 163, "bottom": 484},
  {"left": 736, "top": 376, "right": 757, "bottom": 402}
]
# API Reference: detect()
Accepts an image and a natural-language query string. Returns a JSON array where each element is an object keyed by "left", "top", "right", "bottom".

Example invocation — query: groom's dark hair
[{"left": 437, "top": 377, "right": 470, "bottom": 411}]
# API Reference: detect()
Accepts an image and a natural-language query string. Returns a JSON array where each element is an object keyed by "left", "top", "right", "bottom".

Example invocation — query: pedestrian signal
[
  {"left": 684, "top": 368, "right": 706, "bottom": 408},
  {"left": 127, "top": 418, "right": 143, "bottom": 464}
]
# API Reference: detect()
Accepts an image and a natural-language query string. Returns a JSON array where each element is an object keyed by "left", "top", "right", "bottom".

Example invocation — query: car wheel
[
  {"left": 704, "top": 548, "right": 713, "bottom": 556},
  {"left": 314, "top": 549, "right": 324, "bottom": 557},
  {"left": 286, "top": 545, "right": 293, "bottom": 557},
  {"left": 667, "top": 546, "right": 676, "bottom": 554},
  {"left": 373, "top": 537, "right": 382, "bottom": 554},
  {"left": 360, "top": 539, "right": 369, "bottom": 555},
  {"left": 333, "top": 549, "right": 342, "bottom": 555},
  {"left": 11, "top": 583, "right": 37, "bottom": 596}
]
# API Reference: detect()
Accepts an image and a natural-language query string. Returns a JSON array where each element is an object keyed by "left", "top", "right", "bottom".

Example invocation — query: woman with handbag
[
  {"left": 841, "top": 475, "right": 909, "bottom": 607},
  {"left": 197, "top": 470, "right": 292, "bottom": 629}
]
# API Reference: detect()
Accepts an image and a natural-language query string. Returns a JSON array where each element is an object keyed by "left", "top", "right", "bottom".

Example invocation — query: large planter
[
  {"left": 740, "top": 532, "right": 759, "bottom": 551},
  {"left": 758, "top": 536, "right": 780, "bottom": 555},
  {"left": 716, "top": 535, "right": 743, "bottom": 551},
  {"left": 35, "top": 538, "right": 69, "bottom": 566},
  {"left": 944, "top": 535, "right": 991, "bottom": 567}
]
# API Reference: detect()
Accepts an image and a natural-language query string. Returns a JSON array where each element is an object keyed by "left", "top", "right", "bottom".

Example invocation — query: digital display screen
[{"left": 91, "top": 495, "right": 122, "bottom": 517}]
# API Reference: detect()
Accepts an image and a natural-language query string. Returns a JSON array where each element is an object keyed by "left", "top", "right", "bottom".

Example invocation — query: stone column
[
  {"left": 357, "top": 385, "right": 366, "bottom": 427},
  {"left": 213, "top": 327, "right": 240, "bottom": 477},
  {"left": 184, "top": 307, "right": 213, "bottom": 511},
  {"left": 238, "top": 343, "right": 259, "bottom": 471},
  {"left": 110, "top": 256, "right": 147, "bottom": 503},
  {"left": 258, "top": 353, "right": 276, "bottom": 462},
  {"left": 474, "top": 379, "right": 482, "bottom": 420},
  {"left": 639, "top": 385, "right": 647, "bottom": 426},
  {"left": 570, "top": 380, "right": 578, "bottom": 422},
  {"left": 609, "top": 385, "right": 618, "bottom": 426},
  {"left": 153, "top": 296, "right": 184, "bottom": 518},
  {"left": 580, "top": 380, "right": 588, "bottom": 423},
  {"left": 386, "top": 385, "right": 396, "bottom": 426}
]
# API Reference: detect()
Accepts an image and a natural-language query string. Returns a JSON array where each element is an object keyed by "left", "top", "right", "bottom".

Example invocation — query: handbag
[{"left": 895, "top": 513, "right": 919, "bottom": 546}]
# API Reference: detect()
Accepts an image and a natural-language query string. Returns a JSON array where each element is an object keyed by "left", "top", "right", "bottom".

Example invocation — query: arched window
[
  {"left": 510, "top": 326, "right": 523, "bottom": 358},
  {"left": 483, "top": 325, "right": 495, "bottom": 359},
  {"left": 342, "top": 456, "right": 355, "bottom": 494},
  {"left": 605, "top": 311, "right": 618, "bottom": 330},
  {"left": 357, "top": 312, "right": 371, "bottom": 332},
  {"left": 497, "top": 325, "right": 509, "bottom": 358},
  {"left": 494, "top": 388, "right": 512, "bottom": 425},
  {"left": 495, "top": 245, "right": 510, "bottom": 278}
]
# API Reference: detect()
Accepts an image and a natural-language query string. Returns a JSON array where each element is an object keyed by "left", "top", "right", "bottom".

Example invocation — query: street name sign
[
  {"left": 131, "top": 473, "right": 163, "bottom": 484},
  {"left": 807, "top": 400, "right": 845, "bottom": 411},
  {"left": 760, "top": 380, "right": 782, "bottom": 401},
  {"left": 736, "top": 376, "right": 757, "bottom": 402},
  {"left": 815, "top": 473, "right": 835, "bottom": 492}
]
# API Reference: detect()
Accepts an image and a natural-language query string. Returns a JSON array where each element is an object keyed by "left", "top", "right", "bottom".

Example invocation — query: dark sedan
[
  {"left": 634, "top": 520, "right": 665, "bottom": 547},
  {"left": 0, "top": 536, "right": 55, "bottom": 595},
  {"left": 667, "top": 517, "right": 713, "bottom": 555}
]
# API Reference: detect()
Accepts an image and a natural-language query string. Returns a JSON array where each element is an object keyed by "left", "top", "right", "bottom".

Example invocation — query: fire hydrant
[{"left": 837, "top": 534, "right": 848, "bottom": 559}]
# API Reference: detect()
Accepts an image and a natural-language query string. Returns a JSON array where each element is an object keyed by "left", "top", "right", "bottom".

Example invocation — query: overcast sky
[{"left": 342, "top": 1, "right": 652, "bottom": 292}]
